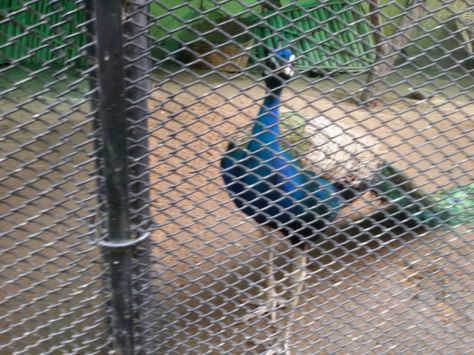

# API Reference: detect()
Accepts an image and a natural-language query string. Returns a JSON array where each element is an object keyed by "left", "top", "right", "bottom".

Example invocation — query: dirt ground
[
  {"left": 0, "top": 94, "right": 111, "bottom": 354},
  {"left": 1, "top": 66, "right": 473, "bottom": 353},
  {"left": 145, "top": 68, "right": 473, "bottom": 353}
]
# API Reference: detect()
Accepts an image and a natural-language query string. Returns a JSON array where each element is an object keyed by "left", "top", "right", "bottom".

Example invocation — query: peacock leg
[
  {"left": 265, "top": 230, "right": 279, "bottom": 324},
  {"left": 281, "top": 243, "right": 309, "bottom": 354},
  {"left": 242, "top": 229, "right": 285, "bottom": 323}
]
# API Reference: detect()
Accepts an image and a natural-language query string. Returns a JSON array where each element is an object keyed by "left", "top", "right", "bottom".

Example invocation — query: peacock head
[{"left": 263, "top": 46, "right": 295, "bottom": 91}]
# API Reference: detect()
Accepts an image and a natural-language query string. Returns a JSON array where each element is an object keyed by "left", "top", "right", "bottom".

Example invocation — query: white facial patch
[
  {"left": 283, "top": 66, "right": 294, "bottom": 77},
  {"left": 282, "top": 54, "right": 296, "bottom": 77}
]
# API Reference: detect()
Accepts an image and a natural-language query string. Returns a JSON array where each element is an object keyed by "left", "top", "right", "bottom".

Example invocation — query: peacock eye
[
  {"left": 289, "top": 54, "right": 295, "bottom": 63},
  {"left": 268, "top": 57, "right": 279, "bottom": 69}
]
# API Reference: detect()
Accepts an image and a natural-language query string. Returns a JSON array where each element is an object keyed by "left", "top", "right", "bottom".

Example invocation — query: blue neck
[{"left": 249, "top": 89, "right": 283, "bottom": 154}]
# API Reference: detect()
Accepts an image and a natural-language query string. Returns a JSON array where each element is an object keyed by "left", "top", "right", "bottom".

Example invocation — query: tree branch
[{"left": 360, "top": 0, "right": 427, "bottom": 106}]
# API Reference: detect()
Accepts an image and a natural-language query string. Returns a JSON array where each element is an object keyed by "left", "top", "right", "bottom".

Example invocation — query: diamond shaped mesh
[
  {"left": 1, "top": 0, "right": 473, "bottom": 353},
  {"left": 0, "top": 1, "right": 111, "bottom": 353}
]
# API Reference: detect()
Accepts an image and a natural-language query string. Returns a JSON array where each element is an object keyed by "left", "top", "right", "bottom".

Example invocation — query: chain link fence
[
  {"left": 1, "top": 0, "right": 472, "bottom": 354},
  {"left": 0, "top": 1, "right": 112, "bottom": 353}
]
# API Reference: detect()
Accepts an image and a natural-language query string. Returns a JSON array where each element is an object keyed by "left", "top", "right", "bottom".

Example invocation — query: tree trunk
[{"left": 360, "top": 0, "right": 427, "bottom": 106}]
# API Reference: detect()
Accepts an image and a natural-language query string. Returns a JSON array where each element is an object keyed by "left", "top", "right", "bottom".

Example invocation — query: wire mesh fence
[
  {"left": 1, "top": 0, "right": 473, "bottom": 354},
  {"left": 0, "top": 1, "right": 111, "bottom": 353}
]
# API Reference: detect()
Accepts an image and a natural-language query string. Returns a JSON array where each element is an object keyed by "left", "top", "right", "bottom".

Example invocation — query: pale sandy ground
[
  {"left": 1, "top": 67, "right": 472, "bottom": 353},
  {"left": 144, "top": 68, "right": 473, "bottom": 353}
]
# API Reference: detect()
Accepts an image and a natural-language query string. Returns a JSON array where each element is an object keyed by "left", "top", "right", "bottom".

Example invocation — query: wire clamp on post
[{"left": 99, "top": 231, "right": 150, "bottom": 250}]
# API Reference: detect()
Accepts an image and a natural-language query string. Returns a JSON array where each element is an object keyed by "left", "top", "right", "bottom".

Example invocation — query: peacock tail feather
[
  {"left": 433, "top": 183, "right": 474, "bottom": 226},
  {"left": 223, "top": 44, "right": 468, "bottom": 241},
  {"left": 372, "top": 164, "right": 449, "bottom": 228},
  {"left": 261, "top": 112, "right": 471, "bottom": 229}
]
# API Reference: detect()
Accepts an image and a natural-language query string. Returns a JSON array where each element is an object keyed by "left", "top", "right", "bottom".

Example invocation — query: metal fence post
[{"left": 94, "top": 0, "right": 134, "bottom": 353}]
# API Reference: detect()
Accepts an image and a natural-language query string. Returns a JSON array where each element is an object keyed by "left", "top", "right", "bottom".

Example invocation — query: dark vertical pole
[
  {"left": 84, "top": 1, "right": 115, "bottom": 350},
  {"left": 123, "top": 1, "right": 153, "bottom": 353},
  {"left": 94, "top": 0, "right": 134, "bottom": 354}
]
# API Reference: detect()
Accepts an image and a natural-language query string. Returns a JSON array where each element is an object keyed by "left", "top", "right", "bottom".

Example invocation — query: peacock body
[
  {"left": 276, "top": 112, "right": 455, "bottom": 231},
  {"left": 279, "top": 112, "right": 382, "bottom": 189},
  {"left": 222, "top": 48, "right": 448, "bottom": 245},
  {"left": 221, "top": 88, "right": 344, "bottom": 244},
  {"left": 220, "top": 46, "right": 467, "bottom": 354}
]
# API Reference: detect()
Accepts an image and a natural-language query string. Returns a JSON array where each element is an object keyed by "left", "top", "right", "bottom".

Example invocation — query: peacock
[{"left": 221, "top": 46, "right": 467, "bottom": 353}]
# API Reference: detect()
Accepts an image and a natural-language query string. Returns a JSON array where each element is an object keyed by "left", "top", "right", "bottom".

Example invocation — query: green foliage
[
  {"left": 150, "top": 0, "right": 258, "bottom": 43},
  {"left": 254, "top": 2, "right": 376, "bottom": 71},
  {"left": 183, "top": 14, "right": 255, "bottom": 45},
  {"left": 0, "top": 0, "right": 87, "bottom": 66}
]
